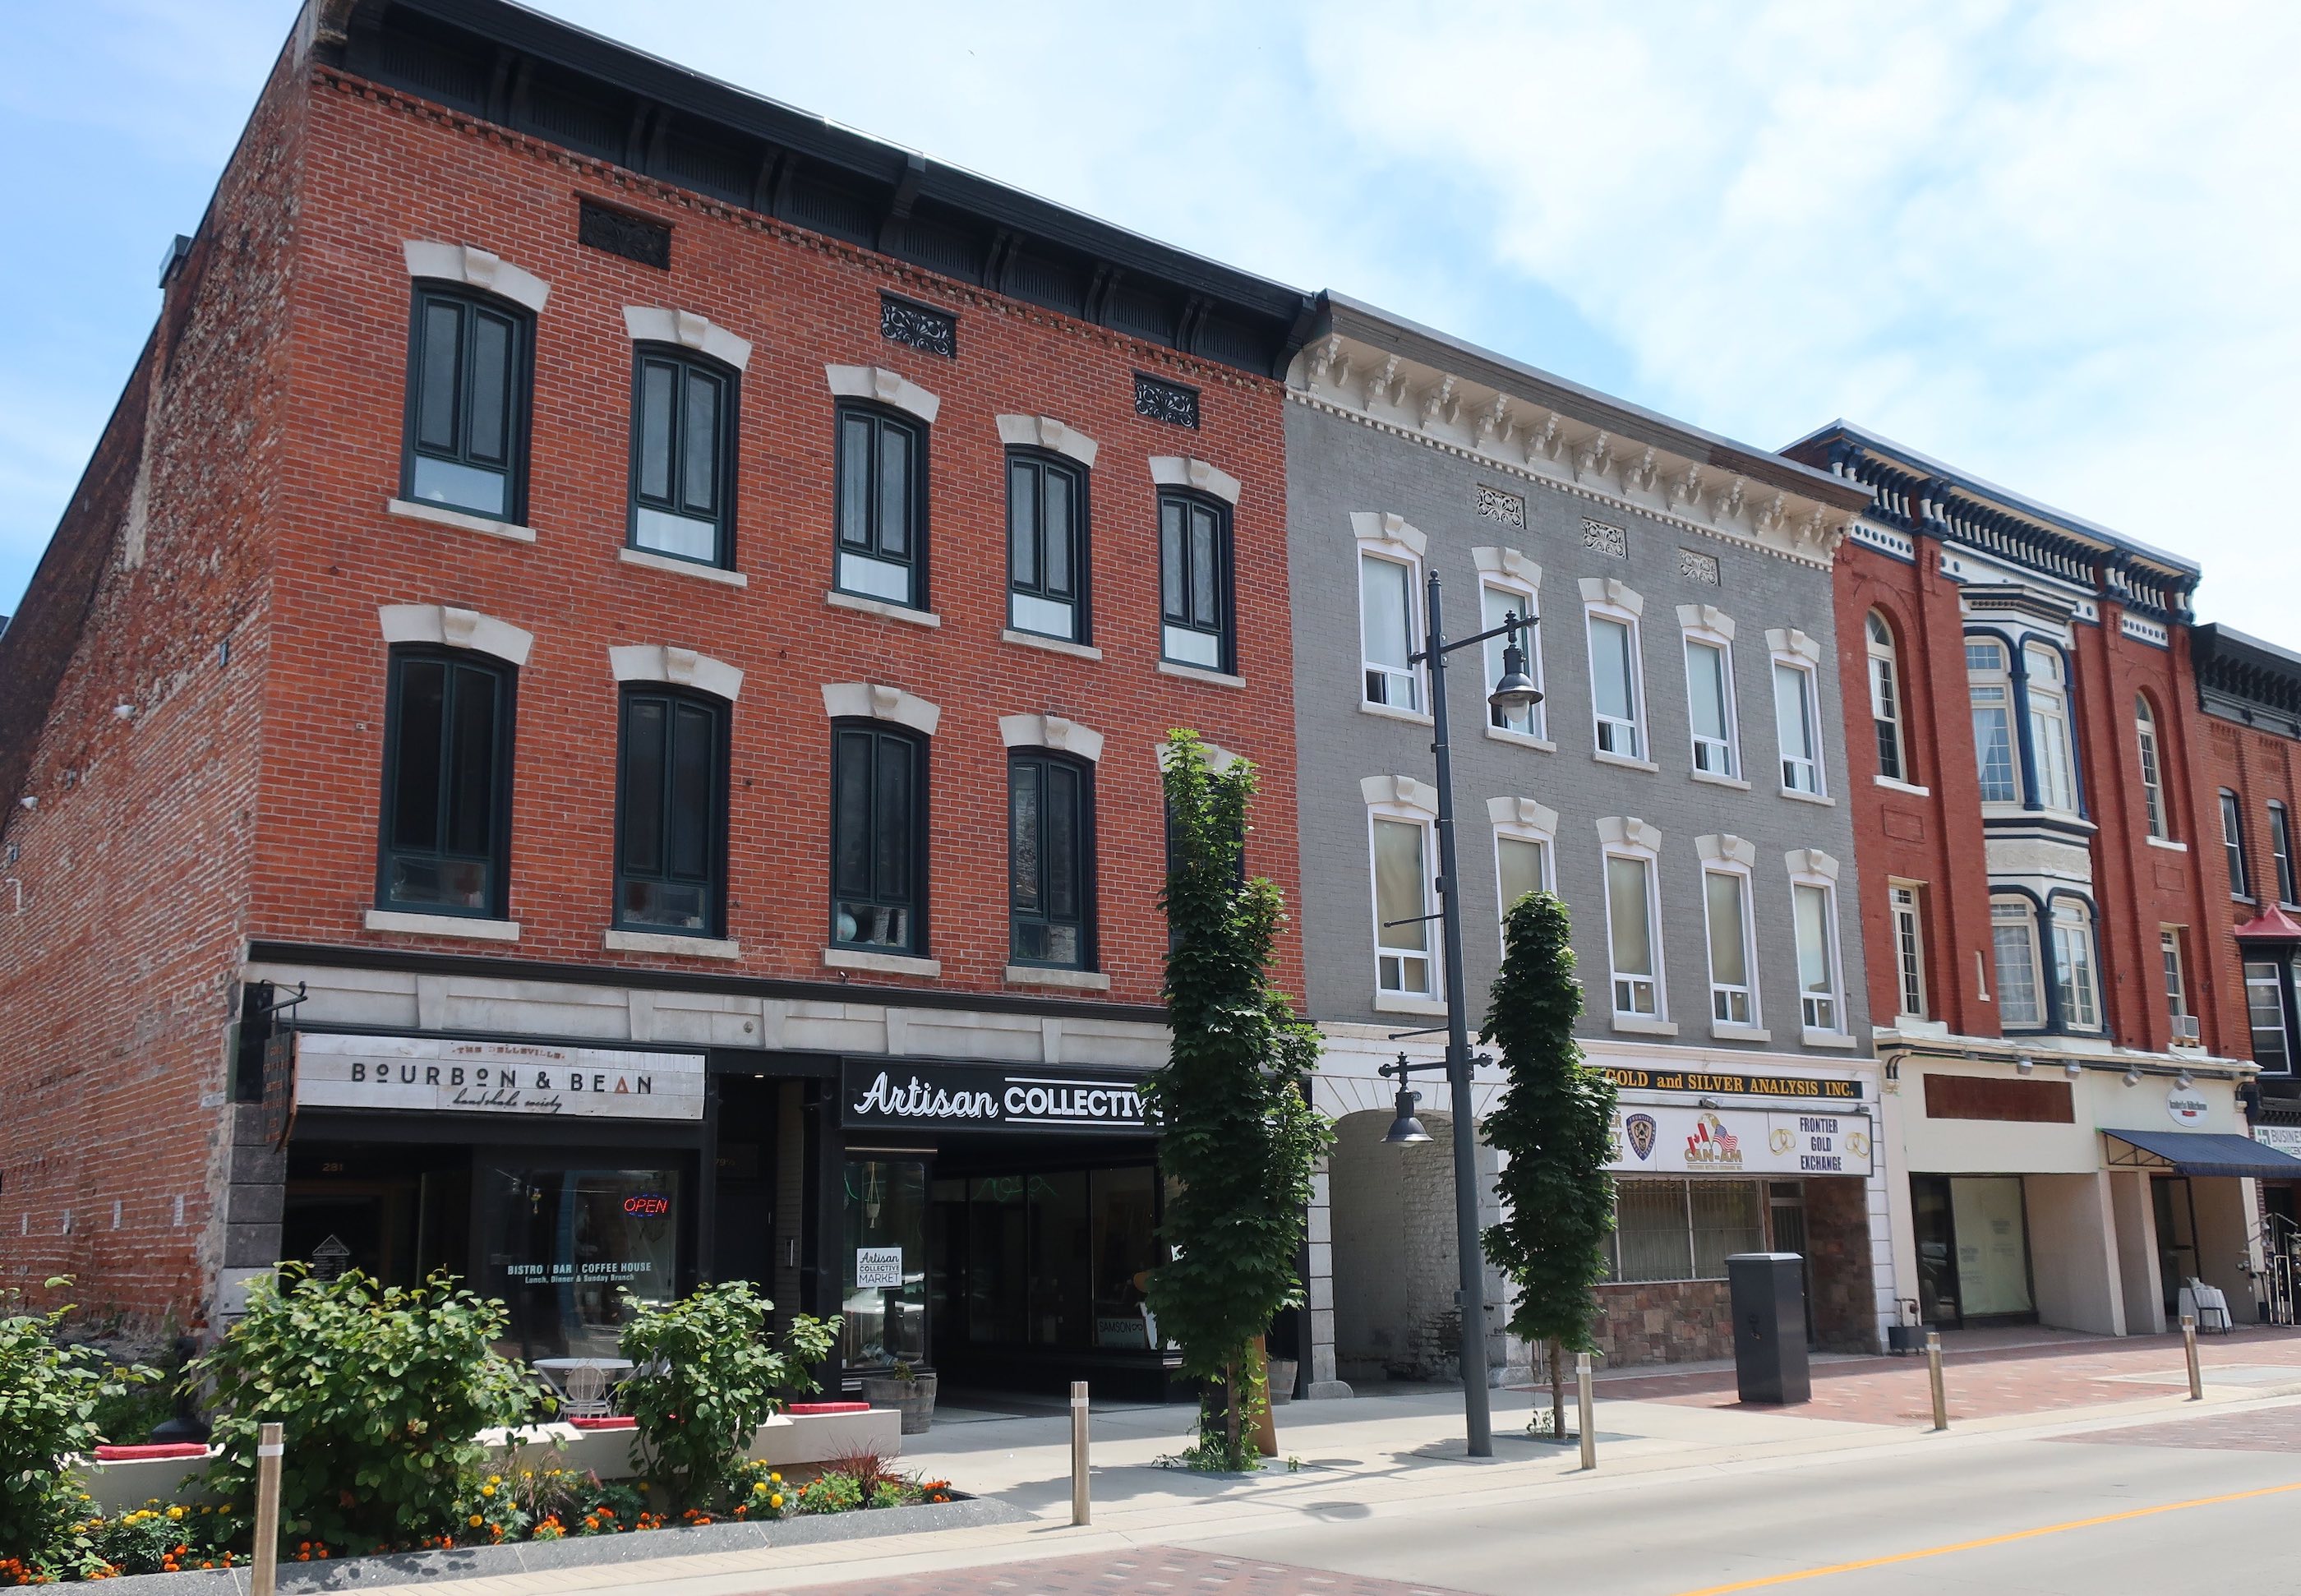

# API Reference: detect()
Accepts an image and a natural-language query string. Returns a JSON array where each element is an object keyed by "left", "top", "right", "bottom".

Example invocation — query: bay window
[
  {"left": 2049, "top": 898, "right": 2102, "bottom": 1031},
  {"left": 1969, "top": 640, "right": 2020, "bottom": 804},
  {"left": 2248, "top": 960, "right": 2293, "bottom": 1075},
  {"left": 2025, "top": 644, "right": 2077, "bottom": 812},
  {"left": 1991, "top": 897, "right": 2045, "bottom": 1029}
]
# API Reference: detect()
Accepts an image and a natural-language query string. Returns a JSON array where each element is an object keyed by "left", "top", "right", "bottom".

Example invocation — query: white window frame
[
  {"left": 2136, "top": 694, "right": 2169, "bottom": 840},
  {"left": 2049, "top": 896, "right": 2103, "bottom": 1032},
  {"left": 1678, "top": 604, "right": 1740, "bottom": 782},
  {"left": 2247, "top": 958, "right": 2293, "bottom": 1077},
  {"left": 1363, "top": 774, "right": 1442, "bottom": 1011},
  {"left": 1487, "top": 795, "right": 1558, "bottom": 960},
  {"left": 2161, "top": 927, "right": 2197, "bottom": 1045},
  {"left": 2273, "top": 801, "right": 2297, "bottom": 906},
  {"left": 2222, "top": 789, "right": 2250, "bottom": 900},
  {"left": 1767, "top": 628, "right": 1828, "bottom": 800},
  {"left": 1476, "top": 547, "right": 1546, "bottom": 746},
  {"left": 1991, "top": 896, "right": 2045, "bottom": 1030},
  {"left": 1867, "top": 611, "right": 1908, "bottom": 785},
  {"left": 1353, "top": 514, "right": 1428, "bottom": 719},
  {"left": 1889, "top": 882, "right": 1929, "bottom": 1022},
  {"left": 1787, "top": 849, "right": 1848, "bottom": 1040},
  {"left": 1598, "top": 815, "right": 1669, "bottom": 1030},
  {"left": 1968, "top": 639, "right": 2022, "bottom": 805},
  {"left": 1695, "top": 833, "right": 1760, "bottom": 1032},
  {"left": 2025, "top": 643, "right": 2077, "bottom": 814},
  {"left": 1581, "top": 579, "right": 1649, "bottom": 764}
]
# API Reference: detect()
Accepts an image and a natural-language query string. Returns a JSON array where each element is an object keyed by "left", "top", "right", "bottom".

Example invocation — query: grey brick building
[{"left": 1283, "top": 296, "right": 1898, "bottom": 1386}]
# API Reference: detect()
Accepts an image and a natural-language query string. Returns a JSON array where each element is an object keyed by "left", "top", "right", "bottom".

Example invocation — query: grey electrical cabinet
[{"left": 1727, "top": 1252, "right": 1810, "bottom": 1404}]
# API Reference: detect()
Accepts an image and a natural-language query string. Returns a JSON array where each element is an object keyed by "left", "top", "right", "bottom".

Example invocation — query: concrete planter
[{"left": 855, "top": 1372, "right": 937, "bottom": 1434}]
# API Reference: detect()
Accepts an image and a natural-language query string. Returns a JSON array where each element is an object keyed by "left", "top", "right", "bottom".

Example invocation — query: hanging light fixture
[{"left": 1384, "top": 1085, "right": 1432, "bottom": 1146}]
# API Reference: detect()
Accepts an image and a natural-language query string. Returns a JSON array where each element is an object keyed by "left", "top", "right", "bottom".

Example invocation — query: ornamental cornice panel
[{"left": 1288, "top": 333, "right": 1859, "bottom": 571}]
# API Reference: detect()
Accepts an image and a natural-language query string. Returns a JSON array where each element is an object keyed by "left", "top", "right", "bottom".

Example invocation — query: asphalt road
[{"left": 1151, "top": 1404, "right": 2301, "bottom": 1595}]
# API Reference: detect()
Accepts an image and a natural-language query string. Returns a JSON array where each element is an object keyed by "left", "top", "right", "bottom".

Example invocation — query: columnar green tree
[
  {"left": 1480, "top": 890, "right": 1617, "bottom": 1437},
  {"left": 1145, "top": 731, "right": 1330, "bottom": 1469}
]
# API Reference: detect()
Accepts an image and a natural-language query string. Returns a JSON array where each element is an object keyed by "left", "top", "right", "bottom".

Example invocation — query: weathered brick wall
[
  {"left": 0, "top": 39, "right": 305, "bottom": 1329},
  {"left": 1805, "top": 1174, "right": 1879, "bottom": 1353},
  {"left": 251, "top": 71, "right": 1303, "bottom": 1006}
]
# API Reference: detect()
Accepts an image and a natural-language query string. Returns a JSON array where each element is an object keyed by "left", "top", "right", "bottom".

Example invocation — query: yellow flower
[
  {"left": 487, "top": 1475, "right": 501, "bottom": 1485},
  {"left": 468, "top": 1515, "right": 483, "bottom": 1528},
  {"left": 167, "top": 1507, "right": 186, "bottom": 1520},
  {"left": 769, "top": 1473, "right": 782, "bottom": 1484},
  {"left": 480, "top": 1485, "right": 496, "bottom": 1497},
  {"left": 752, "top": 1483, "right": 768, "bottom": 1496},
  {"left": 769, "top": 1494, "right": 783, "bottom": 1510}
]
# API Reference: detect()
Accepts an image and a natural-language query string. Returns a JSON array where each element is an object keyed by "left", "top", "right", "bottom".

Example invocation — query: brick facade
[{"left": 0, "top": 12, "right": 1305, "bottom": 1331}]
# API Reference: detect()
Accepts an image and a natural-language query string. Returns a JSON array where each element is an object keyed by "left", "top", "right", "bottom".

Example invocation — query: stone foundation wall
[
  {"left": 1805, "top": 1176, "right": 1879, "bottom": 1353},
  {"left": 1590, "top": 1279, "right": 1733, "bottom": 1367}
]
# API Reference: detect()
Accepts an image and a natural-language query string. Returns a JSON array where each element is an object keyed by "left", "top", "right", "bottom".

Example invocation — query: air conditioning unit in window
[{"left": 2172, "top": 1014, "right": 2201, "bottom": 1044}]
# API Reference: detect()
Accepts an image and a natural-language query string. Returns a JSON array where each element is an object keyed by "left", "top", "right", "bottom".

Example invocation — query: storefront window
[
  {"left": 478, "top": 1165, "right": 680, "bottom": 1361},
  {"left": 939, "top": 1164, "right": 1160, "bottom": 1353},
  {"left": 844, "top": 1159, "right": 928, "bottom": 1370},
  {"left": 1690, "top": 1180, "right": 1766, "bottom": 1278},
  {"left": 1949, "top": 1175, "right": 2033, "bottom": 1317},
  {"left": 1609, "top": 1179, "right": 1768, "bottom": 1282},
  {"left": 1091, "top": 1167, "right": 1158, "bottom": 1349}
]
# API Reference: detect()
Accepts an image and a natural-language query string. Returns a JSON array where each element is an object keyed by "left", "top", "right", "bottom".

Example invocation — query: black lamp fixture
[
  {"left": 1487, "top": 620, "right": 1542, "bottom": 717},
  {"left": 1383, "top": 1074, "right": 1432, "bottom": 1146}
]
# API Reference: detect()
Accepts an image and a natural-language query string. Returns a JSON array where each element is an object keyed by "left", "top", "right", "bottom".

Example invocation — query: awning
[
  {"left": 2234, "top": 905, "right": 2301, "bottom": 942},
  {"left": 2105, "top": 1128, "right": 2301, "bottom": 1179}
]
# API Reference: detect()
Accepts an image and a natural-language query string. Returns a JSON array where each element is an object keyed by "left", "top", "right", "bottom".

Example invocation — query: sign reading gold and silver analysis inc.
[
  {"left": 1597, "top": 1065, "right": 1863, "bottom": 1102},
  {"left": 1607, "top": 1105, "right": 1874, "bottom": 1177},
  {"left": 292, "top": 1033, "right": 707, "bottom": 1120}
]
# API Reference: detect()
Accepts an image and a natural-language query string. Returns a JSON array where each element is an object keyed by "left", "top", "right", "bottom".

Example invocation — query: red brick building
[
  {"left": 0, "top": 0, "right": 1312, "bottom": 1393},
  {"left": 1787, "top": 423, "right": 2283, "bottom": 1340}
]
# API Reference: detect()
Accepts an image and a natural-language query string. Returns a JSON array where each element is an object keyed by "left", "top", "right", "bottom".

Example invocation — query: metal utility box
[{"left": 1726, "top": 1252, "right": 1810, "bottom": 1405}]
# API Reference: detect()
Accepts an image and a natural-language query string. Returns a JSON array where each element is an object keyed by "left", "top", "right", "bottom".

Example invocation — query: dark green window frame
[
  {"left": 833, "top": 404, "right": 929, "bottom": 610},
  {"left": 1007, "top": 450, "right": 1089, "bottom": 643},
  {"left": 615, "top": 686, "right": 731, "bottom": 938},
  {"left": 400, "top": 283, "right": 533, "bottom": 523},
  {"left": 1158, "top": 489, "right": 1233, "bottom": 672},
  {"left": 831, "top": 721, "right": 928, "bottom": 954},
  {"left": 376, "top": 646, "right": 516, "bottom": 918},
  {"left": 1009, "top": 751, "right": 1095, "bottom": 969},
  {"left": 628, "top": 344, "right": 738, "bottom": 567}
]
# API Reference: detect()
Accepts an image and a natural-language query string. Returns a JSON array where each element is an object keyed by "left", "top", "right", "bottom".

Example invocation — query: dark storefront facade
[{"left": 264, "top": 1012, "right": 1174, "bottom": 1397}]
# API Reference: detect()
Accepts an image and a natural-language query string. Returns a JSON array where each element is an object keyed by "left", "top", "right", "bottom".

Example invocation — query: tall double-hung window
[
  {"left": 2025, "top": 644, "right": 2077, "bottom": 812},
  {"left": 2272, "top": 802, "right": 2297, "bottom": 906},
  {"left": 616, "top": 688, "right": 729, "bottom": 936},
  {"left": 1588, "top": 607, "right": 1645, "bottom": 759},
  {"left": 832, "top": 723, "right": 926, "bottom": 953},
  {"left": 1008, "top": 452, "right": 1088, "bottom": 642},
  {"left": 1359, "top": 550, "right": 1422, "bottom": 711},
  {"left": 1991, "top": 897, "right": 2045, "bottom": 1029},
  {"left": 1682, "top": 613, "right": 1739, "bottom": 777},
  {"left": 1867, "top": 611, "right": 1908, "bottom": 783},
  {"left": 402, "top": 284, "right": 532, "bottom": 521},
  {"left": 1371, "top": 812, "right": 1438, "bottom": 1000},
  {"left": 1160, "top": 492, "right": 1234, "bottom": 671},
  {"left": 2223, "top": 790, "right": 2250, "bottom": 899},
  {"left": 1490, "top": 796, "right": 1556, "bottom": 959},
  {"left": 1793, "top": 879, "right": 1845, "bottom": 1032},
  {"left": 2136, "top": 695, "right": 2170, "bottom": 839},
  {"left": 629, "top": 346, "right": 736, "bottom": 565},
  {"left": 2248, "top": 961, "right": 2293, "bottom": 1075},
  {"left": 2049, "top": 899, "right": 2102, "bottom": 1031},
  {"left": 1482, "top": 574, "right": 1544, "bottom": 740},
  {"left": 1703, "top": 867, "right": 1757, "bottom": 1026},
  {"left": 836, "top": 404, "right": 928, "bottom": 608},
  {"left": 1010, "top": 753, "right": 1094, "bottom": 970},
  {"left": 1770, "top": 632, "right": 1827, "bottom": 796},
  {"left": 378, "top": 648, "right": 515, "bottom": 917},
  {"left": 1600, "top": 823, "right": 1665, "bottom": 1021},
  {"left": 1968, "top": 640, "right": 2020, "bottom": 804}
]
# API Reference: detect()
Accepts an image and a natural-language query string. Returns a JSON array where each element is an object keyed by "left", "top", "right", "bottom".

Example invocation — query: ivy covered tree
[
  {"left": 1144, "top": 731, "right": 1330, "bottom": 1469},
  {"left": 1480, "top": 889, "right": 1617, "bottom": 1438}
]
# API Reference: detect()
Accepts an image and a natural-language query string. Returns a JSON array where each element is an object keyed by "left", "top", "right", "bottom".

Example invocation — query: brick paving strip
[
  {"left": 777, "top": 1547, "right": 1471, "bottom": 1596},
  {"left": 2054, "top": 1403, "right": 2301, "bottom": 1453},
  {"left": 1591, "top": 1325, "right": 2301, "bottom": 1426}
]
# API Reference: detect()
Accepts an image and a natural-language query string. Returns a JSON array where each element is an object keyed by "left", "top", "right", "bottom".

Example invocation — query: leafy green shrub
[
  {"left": 791, "top": 1471, "right": 862, "bottom": 1514},
  {"left": 90, "top": 1501, "right": 235, "bottom": 1576},
  {"left": 191, "top": 1266, "right": 535, "bottom": 1556},
  {"left": 0, "top": 1281, "right": 154, "bottom": 1578},
  {"left": 616, "top": 1282, "right": 837, "bottom": 1512}
]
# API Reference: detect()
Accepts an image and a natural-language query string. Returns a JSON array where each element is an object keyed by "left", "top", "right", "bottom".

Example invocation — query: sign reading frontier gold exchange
[{"left": 1598, "top": 1066, "right": 1863, "bottom": 1102}]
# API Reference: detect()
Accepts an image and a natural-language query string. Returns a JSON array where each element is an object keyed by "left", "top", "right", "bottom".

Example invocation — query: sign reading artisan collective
[
  {"left": 1607, "top": 1105, "right": 1874, "bottom": 1176},
  {"left": 1599, "top": 1065, "right": 1862, "bottom": 1102},
  {"left": 841, "top": 1059, "right": 1155, "bottom": 1135},
  {"left": 293, "top": 1033, "right": 707, "bottom": 1120}
]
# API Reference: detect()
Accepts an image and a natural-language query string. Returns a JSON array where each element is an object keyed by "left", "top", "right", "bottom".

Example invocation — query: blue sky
[{"left": 5, "top": 2, "right": 2296, "bottom": 634}]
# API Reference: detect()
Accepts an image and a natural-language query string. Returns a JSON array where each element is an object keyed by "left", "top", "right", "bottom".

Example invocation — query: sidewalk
[{"left": 371, "top": 1336, "right": 2301, "bottom": 1596}]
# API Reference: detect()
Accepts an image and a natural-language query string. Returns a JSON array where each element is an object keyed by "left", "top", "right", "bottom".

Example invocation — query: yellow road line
[{"left": 1670, "top": 1479, "right": 2301, "bottom": 1595}]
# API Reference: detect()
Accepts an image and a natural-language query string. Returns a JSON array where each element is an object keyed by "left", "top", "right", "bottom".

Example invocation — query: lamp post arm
[{"left": 1410, "top": 611, "right": 1537, "bottom": 666}]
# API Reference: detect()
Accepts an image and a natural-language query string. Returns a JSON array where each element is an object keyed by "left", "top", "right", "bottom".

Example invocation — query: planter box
[
  {"left": 76, "top": 1409, "right": 902, "bottom": 1515},
  {"left": 856, "top": 1372, "right": 937, "bottom": 1435},
  {"left": 89, "top": 1495, "right": 1028, "bottom": 1594}
]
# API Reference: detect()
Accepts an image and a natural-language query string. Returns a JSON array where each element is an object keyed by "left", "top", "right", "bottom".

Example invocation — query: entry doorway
[
  {"left": 2152, "top": 1176, "right": 2201, "bottom": 1317},
  {"left": 1910, "top": 1174, "right": 2036, "bottom": 1328}
]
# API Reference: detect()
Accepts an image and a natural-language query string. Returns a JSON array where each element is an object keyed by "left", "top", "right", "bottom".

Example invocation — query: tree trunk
[
  {"left": 1250, "top": 1335, "right": 1279, "bottom": 1459},
  {"left": 1549, "top": 1338, "right": 1565, "bottom": 1440}
]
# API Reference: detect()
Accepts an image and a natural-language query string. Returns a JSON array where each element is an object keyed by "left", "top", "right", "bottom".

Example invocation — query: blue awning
[{"left": 2104, "top": 1128, "right": 2301, "bottom": 1179}]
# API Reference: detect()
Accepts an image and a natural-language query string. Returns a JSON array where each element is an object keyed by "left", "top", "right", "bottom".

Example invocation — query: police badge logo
[{"left": 1624, "top": 1112, "right": 1658, "bottom": 1161}]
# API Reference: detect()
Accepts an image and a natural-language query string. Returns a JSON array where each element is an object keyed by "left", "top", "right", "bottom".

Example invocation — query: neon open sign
[{"left": 623, "top": 1193, "right": 671, "bottom": 1218}]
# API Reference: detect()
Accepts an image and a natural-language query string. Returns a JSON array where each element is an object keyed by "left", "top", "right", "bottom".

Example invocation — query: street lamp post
[{"left": 1377, "top": 572, "right": 1540, "bottom": 1460}]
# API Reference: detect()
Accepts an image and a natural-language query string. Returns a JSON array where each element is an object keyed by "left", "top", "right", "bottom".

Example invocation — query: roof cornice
[{"left": 1293, "top": 303, "right": 1865, "bottom": 569}]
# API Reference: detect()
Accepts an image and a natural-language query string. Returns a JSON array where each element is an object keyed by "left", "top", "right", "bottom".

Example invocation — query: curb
[{"left": 90, "top": 1497, "right": 1031, "bottom": 1594}]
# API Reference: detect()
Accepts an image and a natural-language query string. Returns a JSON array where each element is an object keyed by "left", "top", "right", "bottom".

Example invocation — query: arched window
[
  {"left": 1967, "top": 639, "right": 2019, "bottom": 804},
  {"left": 2136, "top": 695, "right": 2168, "bottom": 840},
  {"left": 1867, "top": 611, "right": 1908, "bottom": 783},
  {"left": 2025, "top": 643, "right": 2077, "bottom": 813}
]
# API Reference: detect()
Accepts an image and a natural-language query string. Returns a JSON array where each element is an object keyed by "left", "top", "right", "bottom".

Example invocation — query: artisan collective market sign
[
  {"left": 1598, "top": 1065, "right": 1863, "bottom": 1102},
  {"left": 1607, "top": 1105, "right": 1874, "bottom": 1176},
  {"left": 293, "top": 1033, "right": 706, "bottom": 1120},
  {"left": 842, "top": 1059, "right": 1154, "bottom": 1135}
]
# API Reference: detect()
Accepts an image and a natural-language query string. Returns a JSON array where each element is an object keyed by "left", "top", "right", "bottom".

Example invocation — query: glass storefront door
[
  {"left": 1911, "top": 1174, "right": 2036, "bottom": 1326},
  {"left": 477, "top": 1165, "right": 684, "bottom": 1360},
  {"left": 843, "top": 1158, "right": 929, "bottom": 1371}
]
